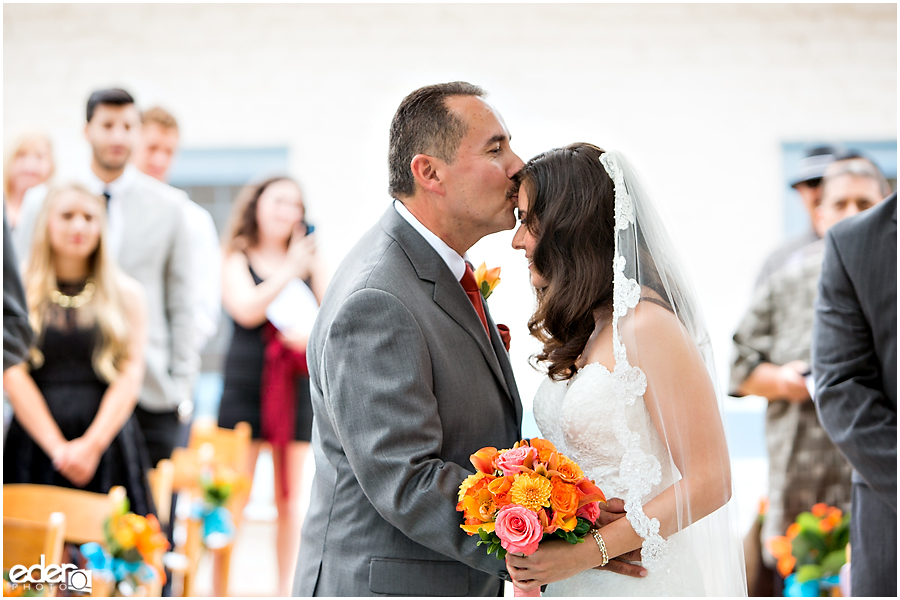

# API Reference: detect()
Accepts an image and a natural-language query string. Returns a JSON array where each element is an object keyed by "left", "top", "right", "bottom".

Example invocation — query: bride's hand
[{"left": 507, "top": 537, "right": 632, "bottom": 590}]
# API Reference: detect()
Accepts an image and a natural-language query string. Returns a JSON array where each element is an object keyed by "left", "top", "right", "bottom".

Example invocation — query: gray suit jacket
[
  {"left": 3, "top": 206, "right": 33, "bottom": 371},
  {"left": 812, "top": 193, "right": 896, "bottom": 595},
  {"left": 294, "top": 207, "right": 522, "bottom": 596},
  {"left": 14, "top": 172, "right": 197, "bottom": 413}
]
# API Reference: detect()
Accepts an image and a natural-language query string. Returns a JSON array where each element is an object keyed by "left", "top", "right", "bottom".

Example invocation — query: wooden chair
[
  {"left": 3, "top": 485, "right": 161, "bottom": 596},
  {"left": 3, "top": 485, "right": 125, "bottom": 546},
  {"left": 169, "top": 420, "right": 252, "bottom": 596},
  {"left": 3, "top": 512, "right": 66, "bottom": 597},
  {"left": 147, "top": 458, "right": 175, "bottom": 528}
]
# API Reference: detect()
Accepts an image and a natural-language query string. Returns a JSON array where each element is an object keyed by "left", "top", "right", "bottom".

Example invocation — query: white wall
[{"left": 5, "top": 3, "right": 896, "bottom": 405}]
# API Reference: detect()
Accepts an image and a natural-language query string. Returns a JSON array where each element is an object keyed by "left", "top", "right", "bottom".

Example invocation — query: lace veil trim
[{"left": 599, "top": 153, "right": 669, "bottom": 572}]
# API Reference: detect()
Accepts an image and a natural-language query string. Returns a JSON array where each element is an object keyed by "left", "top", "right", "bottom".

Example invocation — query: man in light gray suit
[
  {"left": 294, "top": 82, "right": 526, "bottom": 596},
  {"left": 813, "top": 179, "right": 896, "bottom": 597},
  {"left": 14, "top": 88, "right": 196, "bottom": 467}
]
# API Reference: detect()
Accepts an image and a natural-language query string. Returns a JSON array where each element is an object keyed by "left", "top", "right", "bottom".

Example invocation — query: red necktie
[{"left": 460, "top": 263, "right": 490, "bottom": 335}]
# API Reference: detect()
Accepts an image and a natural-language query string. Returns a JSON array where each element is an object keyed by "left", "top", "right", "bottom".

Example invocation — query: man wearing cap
[
  {"left": 730, "top": 154, "right": 891, "bottom": 593},
  {"left": 754, "top": 146, "right": 837, "bottom": 286}
]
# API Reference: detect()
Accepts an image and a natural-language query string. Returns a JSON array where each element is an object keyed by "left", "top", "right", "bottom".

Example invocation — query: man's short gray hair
[
  {"left": 822, "top": 158, "right": 892, "bottom": 197},
  {"left": 388, "top": 82, "right": 485, "bottom": 199}
]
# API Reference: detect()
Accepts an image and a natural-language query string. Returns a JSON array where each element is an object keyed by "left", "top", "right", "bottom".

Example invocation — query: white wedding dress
[
  {"left": 521, "top": 150, "right": 745, "bottom": 596},
  {"left": 533, "top": 361, "right": 705, "bottom": 596}
]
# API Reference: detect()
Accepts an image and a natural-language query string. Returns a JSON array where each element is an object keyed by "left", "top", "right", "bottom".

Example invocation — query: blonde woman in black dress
[{"left": 3, "top": 182, "right": 153, "bottom": 514}]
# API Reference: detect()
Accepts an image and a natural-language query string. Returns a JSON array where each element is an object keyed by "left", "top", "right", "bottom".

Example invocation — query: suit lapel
[
  {"left": 484, "top": 306, "right": 523, "bottom": 430},
  {"left": 380, "top": 208, "right": 516, "bottom": 404}
]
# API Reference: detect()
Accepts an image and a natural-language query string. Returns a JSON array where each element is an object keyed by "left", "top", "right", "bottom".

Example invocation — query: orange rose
[
  {"left": 549, "top": 510, "right": 578, "bottom": 533},
  {"left": 811, "top": 503, "right": 828, "bottom": 518},
  {"left": 550, "top": 477, "right": 579, "bottom": 515},
  {"left": 786, "top": 523, "right": 801, "bottom": 540},
  {"left": 488, "top": 475, "right": 515, "bottom": 508},
  {"left": 554, "top": 456, "right": 585, "bottom": 483},
  {"left": 530, "top": 438, "right": 557, "bottom": 463}
]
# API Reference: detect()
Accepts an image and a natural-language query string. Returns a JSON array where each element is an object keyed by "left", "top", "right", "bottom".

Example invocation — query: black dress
[
  {"left": 3, "top": 280, "right": 155, "bottom": 517},
  {"left": 218, "top": 264, "right": 314, "bottom": 441}
]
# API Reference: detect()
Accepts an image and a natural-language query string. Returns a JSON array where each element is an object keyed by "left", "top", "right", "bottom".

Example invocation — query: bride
[{"left": 506, "top": 144, "right": 746, "bottom": 596}]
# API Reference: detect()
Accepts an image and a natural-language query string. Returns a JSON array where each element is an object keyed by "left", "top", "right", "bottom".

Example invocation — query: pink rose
[
  {"left": 495, "top": 446, "right": 537, "bottom": 477},
  {"left": 494, "top": 505, "right": 543, "bottom": 556},
  {"left": 576, "top": 501, "right": 601, "bottom": 524}
]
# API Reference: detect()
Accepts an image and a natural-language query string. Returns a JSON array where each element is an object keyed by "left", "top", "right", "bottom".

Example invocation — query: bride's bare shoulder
[{"left": 621, "top": 297, "right": 693, "bottom": 356}]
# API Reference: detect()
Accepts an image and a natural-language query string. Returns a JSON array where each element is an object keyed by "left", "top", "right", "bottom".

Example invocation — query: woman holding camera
[{"left": 218, "top": 176, "right": 326, "bottom": 596}]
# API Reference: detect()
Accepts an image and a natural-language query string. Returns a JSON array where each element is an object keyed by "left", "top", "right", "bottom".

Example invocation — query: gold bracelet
[{"left": 591, "top": 529, "right": 609, "bottom": 567}]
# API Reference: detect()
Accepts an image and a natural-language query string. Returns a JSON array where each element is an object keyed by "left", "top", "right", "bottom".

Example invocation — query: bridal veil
[{"left": 600, "top": 150, "right": 747, "bottom": 596}]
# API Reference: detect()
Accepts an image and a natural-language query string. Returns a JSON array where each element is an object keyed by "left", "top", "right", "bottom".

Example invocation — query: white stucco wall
[{"left": 4, "top": 3, "right": 896, "bottom": 405}]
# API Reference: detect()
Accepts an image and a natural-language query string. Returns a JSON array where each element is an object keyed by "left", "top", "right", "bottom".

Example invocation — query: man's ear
[
  {"left": 410, "top": 154, "right": 445, "bottom": 196},
  {"left": 84, "top": 122, "right": 91, "bottom": 142}
]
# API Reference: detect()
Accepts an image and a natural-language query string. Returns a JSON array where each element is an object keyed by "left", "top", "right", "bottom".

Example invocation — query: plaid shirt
[{"left": 731, "top": 239, "right": 853, "bottom": 560}]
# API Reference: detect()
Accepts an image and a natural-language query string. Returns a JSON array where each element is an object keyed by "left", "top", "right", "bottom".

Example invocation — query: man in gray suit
[
  {"left": 813, "top": 170, "right": 896, "bottom": 598},
  {"left": 14, "top": 88, "right": 196, "bottom": 467},
  {"left": 294, "top": 82, "right": 526, "bottom": 596}
]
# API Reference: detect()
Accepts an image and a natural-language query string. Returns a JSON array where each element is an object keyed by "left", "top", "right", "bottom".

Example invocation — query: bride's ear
[{"left": 410, "top": 154, "right": 446, "bottom": 196}]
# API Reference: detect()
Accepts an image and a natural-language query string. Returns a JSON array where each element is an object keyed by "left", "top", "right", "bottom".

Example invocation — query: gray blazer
[
  {"left": 294, "top": 206, "right": 522, "bottom": 596},
  {"left": 3, "top": 206, "right": 33, "bottom": 371},
  {"left": 14, "top": 173, "right": 197, "bottom": 413},
  {"left": 812, "top": 193, "right": 896, "bottom": 596}
]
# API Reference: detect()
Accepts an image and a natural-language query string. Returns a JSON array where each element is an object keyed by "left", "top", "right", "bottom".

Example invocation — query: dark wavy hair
[
  {"left": 224, "top": 176, "right": 302, "bottom": 253},
  {"left": 520, "top": 143, "right": 615, "bottom": 381},
  {"left": 522, "top": 143, "right": 675, "bottom": 381}
]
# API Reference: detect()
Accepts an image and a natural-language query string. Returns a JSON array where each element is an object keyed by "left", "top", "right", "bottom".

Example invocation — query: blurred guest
[
  {"left": 755, "top": 146, "right": 837, "bottom": 286},
  {"left": 813, "top": 178, "right": 896, "bottom": 598},
  {"left": 3, "top": 132, "right": 55, "bottom": 229},
  {"left": 4, "top": 206, "right": 34, "bottom": 444},
  {"left": 731, "top": 155, "right": 889, "bottom": 591},
  {"left": 219, "top": 176, "right": 326, "bottom": 596},
  {"left": 3, "top": 206, "right": 33, "bottom": 371},
  {"left": 15, "top": 88, "right": 197, "bottom": 467},
  {"left": 3, "top": 183, "right": 155, "bottom": 515},
  {"left": 132, "top": 106, "right": 221, "bottom": 352}
]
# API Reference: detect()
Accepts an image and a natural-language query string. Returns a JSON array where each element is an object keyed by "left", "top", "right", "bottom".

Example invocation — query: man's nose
[{"left": 508, "top": 152, "right": 525, "bottom": 178}]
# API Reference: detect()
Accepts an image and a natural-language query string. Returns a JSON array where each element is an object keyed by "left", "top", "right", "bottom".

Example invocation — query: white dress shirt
[
  {"left": 393, "top": 200, "right": 470, "bottom": 280},
  {"left": 82, "top": 164, "right": 140, "bottom": 258}
]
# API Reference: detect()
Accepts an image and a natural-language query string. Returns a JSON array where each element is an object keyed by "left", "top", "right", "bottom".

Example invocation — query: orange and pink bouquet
[{"left": 457, "top": 438, "right": 606, "bottom": 560}]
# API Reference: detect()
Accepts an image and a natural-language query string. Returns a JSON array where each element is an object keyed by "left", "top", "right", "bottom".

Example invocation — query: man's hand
[{"left": 778, "top": 361, "right": 812, "bottom": 402}]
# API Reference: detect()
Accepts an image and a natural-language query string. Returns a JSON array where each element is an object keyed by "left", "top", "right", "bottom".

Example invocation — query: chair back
[
  {"left": 147, "top": 458, "right": 175, "bottom": 527},
  {"left": 3, "top": 484, "right": 125, "bottom": 545},
  {"left": 3, "top": 512, "right": 66, "bottom": 569},
  {"left": 188, "top": 419, "right": 252, "bottom": 471}
]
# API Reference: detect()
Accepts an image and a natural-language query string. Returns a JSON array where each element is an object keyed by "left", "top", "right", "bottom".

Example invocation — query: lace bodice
[
  {"left": 534, "top": 363, "right": 676, "bottom": 503},
  {"left": 533, "top": 365, "right": 705, "bottom": 596}
]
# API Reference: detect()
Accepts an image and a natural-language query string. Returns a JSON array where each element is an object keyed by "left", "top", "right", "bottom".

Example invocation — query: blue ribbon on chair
[
  {"left": 190, "top": 502, "right": 235, "bottom": 549},
  {"left": 783, "top": 573, "right": 842, "bottom": 597},
  {"left": 80, "top": 542, "right": 157, "bottom": 583}
]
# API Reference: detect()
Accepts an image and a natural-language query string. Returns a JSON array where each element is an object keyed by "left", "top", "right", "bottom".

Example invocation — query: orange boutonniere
[{"left": 474, "top": 262, "right": 501, "bottom": 300}]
